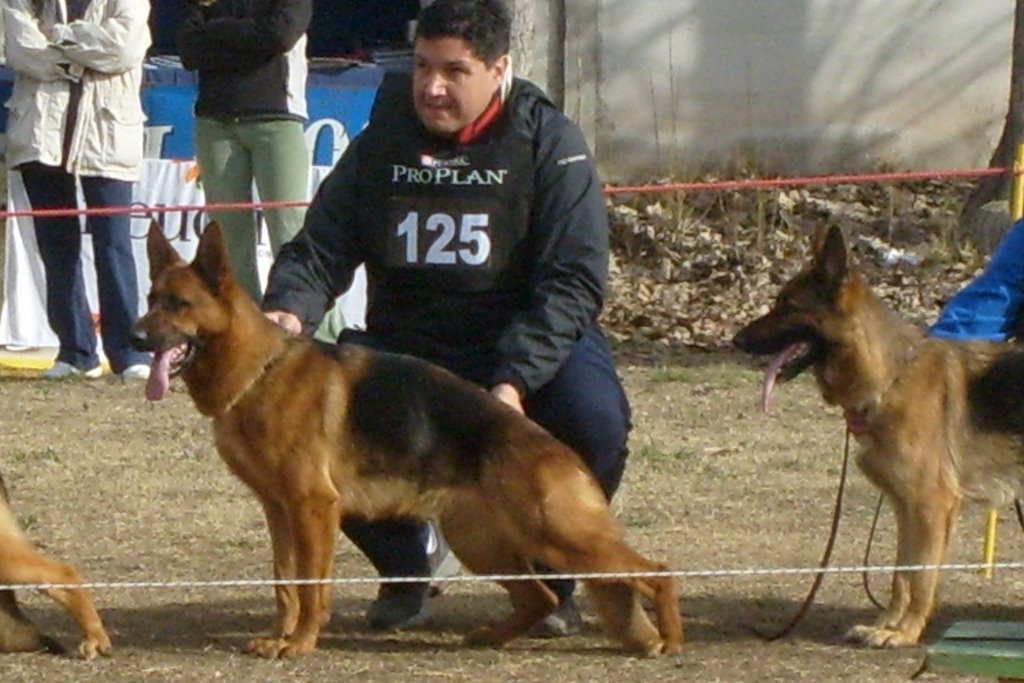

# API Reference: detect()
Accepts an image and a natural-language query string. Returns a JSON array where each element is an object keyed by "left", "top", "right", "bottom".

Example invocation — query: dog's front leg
[
  {"left": 846, "top": 535, "right": 911, "bottom": 646},
  {"left": 847, "top": 491, "right": 958, "bottom": 648},
  {"left": 890, "top": 493, "right": 959, "bottom": 646},
  {"left": 278, "top": 493, "right": 340, "bottom": 657},
  {"left": 242, "top": 499, "right": 299, "bottom": 657}
]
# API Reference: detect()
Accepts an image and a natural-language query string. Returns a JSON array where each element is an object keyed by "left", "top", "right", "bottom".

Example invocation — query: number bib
[
  {"left": 386, "top": 196, "right": 495, "bottom": 271},
  {"left": 381, "top": 193, "right": 518, "bottom": 291},
  {"left": 355, "top": 88, "right": 535, "bottom": 293}
]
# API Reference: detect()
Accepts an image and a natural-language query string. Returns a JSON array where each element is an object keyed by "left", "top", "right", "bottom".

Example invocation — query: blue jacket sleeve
[{"left": 930, "top": 218, "right": 1024, "bottom": 341}]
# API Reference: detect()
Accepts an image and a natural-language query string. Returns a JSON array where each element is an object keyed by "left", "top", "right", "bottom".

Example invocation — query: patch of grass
[
  {"left": 647, "top": 365, "right": 695, "bottom": 384},
  {"left": 632, "top": 439, "right": 735, "bottom": 479},
  {"left": 648, "top": 362, "right": 754, "bottom": 388},
  {"left": 17, "top": 513, "right": 37, "bottom": 532},
  {"left": 224, "top": 537, "right": 260, "bottom": 551},
  {"left": 633, "top": 440, "right": 696, "bottom": 463},
  {"left": 8, "top": 446, "right": 63, "bottom": 465},
  {"left": 777, "top": 457, "right": 812, "bottom": 472}
]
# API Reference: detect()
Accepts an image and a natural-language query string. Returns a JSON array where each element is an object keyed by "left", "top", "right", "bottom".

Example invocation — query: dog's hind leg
[
  {"left": 464, "top": 574, "right": 560, "bottom": 648},
  {"left": 524, "top": 501, "right": 683, "bottom": 656},
  {"left": 0, "top": 539, "right": 110, "bottom": 659},
  {"left": 585, "top": 582, "right": 657, "bottom": 652},
  {"left": 577, "top": 544, "right": 683, "bottom": 656},
  {"left": 440, "top": 511, "right": 559, "bottom": 647}
]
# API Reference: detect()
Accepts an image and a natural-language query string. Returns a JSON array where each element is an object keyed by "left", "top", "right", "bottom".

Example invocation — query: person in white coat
[{"left": 3, "top": 0, "right": 151, "bottom": 378}]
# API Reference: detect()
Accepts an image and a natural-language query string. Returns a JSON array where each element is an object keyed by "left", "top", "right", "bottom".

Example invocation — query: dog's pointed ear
[
  {"left": 193, "top": 222, "right": 234, "bottom": 293},
  {"left": 812, "top": 224, "right": 848, "bottom": 290},
  {"left": 146, "top": 221, "right": 184, "bottom": 281}
]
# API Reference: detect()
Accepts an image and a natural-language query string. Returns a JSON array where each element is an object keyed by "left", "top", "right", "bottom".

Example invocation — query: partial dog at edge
[
  {"left": 131, "top": 222, "right": 683, "bottom": 659},
  {"left": 0, "top": 471, "right": 110, "bottom": 658},
  {"left": 734, "top": 223, "right": 1024, "bottom": 648}
]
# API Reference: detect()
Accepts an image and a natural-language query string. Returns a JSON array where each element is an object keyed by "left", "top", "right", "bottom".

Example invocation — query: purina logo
[
  {"left": 393, "top": 156, "right": 508, "bottom": 186},
  {"left": 420, "top": 154, "right": 471, "bottom": 168}
]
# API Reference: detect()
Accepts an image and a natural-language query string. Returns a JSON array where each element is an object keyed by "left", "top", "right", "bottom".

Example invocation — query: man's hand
[
  {"left": 491, "top": 382, "right": 524, "bottom": 414},
  {"left": 265, "top": 310, "right": 302, "bottom": 335}
]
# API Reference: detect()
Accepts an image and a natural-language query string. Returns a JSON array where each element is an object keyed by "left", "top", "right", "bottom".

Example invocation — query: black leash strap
[{"left": 861, "top": 492, "right": 886, "bottom": 610}]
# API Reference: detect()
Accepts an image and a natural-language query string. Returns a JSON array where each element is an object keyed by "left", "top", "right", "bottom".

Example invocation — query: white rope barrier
[{"left": 9, "top": 560, "right": 1024, "bottom": 592}]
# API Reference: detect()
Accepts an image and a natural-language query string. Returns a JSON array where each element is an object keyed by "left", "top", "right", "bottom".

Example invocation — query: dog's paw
[
  {"left": 279, "top": 634, "right": 318, "bottom": 658},
  {"left": 844, "top": 624, "right": 918, "bottom": 648},
  {"left": 243, "top": 634, "right": 318, "bottom": 658},
  {"left": 77, "top": 629, "right": 112, "bottom": 660},
  {"left": 463, "top": 625, "right": 508, "bottom": 648},
  {"left": 622, "top": 636, "right": 669, "bottom": 658},
  {"left": 659, "top": 638, "right": 684, "bottom": 656},
  {"left": 242, "top": 636, "right": 288, "bottom": 658}
]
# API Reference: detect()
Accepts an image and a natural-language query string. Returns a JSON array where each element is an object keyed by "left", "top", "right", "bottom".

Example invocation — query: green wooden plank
[
  {"left": 925, "top": 621, "right": 1024, "bottom": 679},
  {"left": 926, "top": 651, "right": 1024, "bottom": 679},
  {"left": 942, "top": 621, "right": 1024, "bottom": 642}
]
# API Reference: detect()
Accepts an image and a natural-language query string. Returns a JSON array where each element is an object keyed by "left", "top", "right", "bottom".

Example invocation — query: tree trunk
[
  {"left": 961, "top": 0, "right": 1024, "bottom": 237},
  {"left": 508, "top": 0, "right": 534, "bottom": 82}
]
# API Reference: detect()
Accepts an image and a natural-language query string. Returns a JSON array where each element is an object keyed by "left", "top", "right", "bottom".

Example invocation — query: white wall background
[{"left": 552, "top": 0, "right": 1014, "bottom": 181}]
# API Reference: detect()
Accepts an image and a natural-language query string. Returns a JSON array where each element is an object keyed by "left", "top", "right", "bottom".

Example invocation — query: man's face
[{"left": 413, "top": 35, "right": 508, "bottom": 136}]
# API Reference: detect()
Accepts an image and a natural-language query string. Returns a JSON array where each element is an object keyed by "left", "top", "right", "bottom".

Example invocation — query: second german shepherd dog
[
  {"left": 734, "top": 224, "right": 1024, "bottom": 648},
  {"left": 131, "top": 223, "right": 683, "bottom": 658},
  {"left": 0, "top": 471, "right": 110, "bottom": 658}
]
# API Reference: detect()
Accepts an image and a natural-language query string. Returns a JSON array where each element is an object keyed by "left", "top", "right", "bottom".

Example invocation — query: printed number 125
[{"left": 395, "top": 211, "right": 491, "bottom": 265}]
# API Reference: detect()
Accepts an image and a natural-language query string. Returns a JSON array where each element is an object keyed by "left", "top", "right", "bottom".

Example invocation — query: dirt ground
[{"left": 0, "top": 349, "right": 1020, "bottom": 683}]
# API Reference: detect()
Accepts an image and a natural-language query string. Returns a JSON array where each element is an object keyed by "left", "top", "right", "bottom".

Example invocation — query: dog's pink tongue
[
  {"left": 760, "top": 343, "right": 801, "bottom": 413},
  {"left": 145, "top": 350, "right": 174, "bottom": 402}
]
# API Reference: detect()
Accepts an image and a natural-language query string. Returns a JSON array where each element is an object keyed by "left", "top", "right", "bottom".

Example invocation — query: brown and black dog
[
  {"left": 734, "top": 223, "right": 1024, "bottom": 648},
  {"left": 131, "top": 222, "right": 683, "bottom": 659},
  {"left": 0, "top": 471, "right": 110, "bottom": 658}
]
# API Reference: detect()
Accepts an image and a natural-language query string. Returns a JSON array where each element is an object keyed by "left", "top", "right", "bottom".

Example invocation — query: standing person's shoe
[
  {"left": 365, "top": 585, "right": 430, "bottom": 631},
  {"left": 528, "top": 596, "right": 583, "bottom": 638},
  {"left": 120, "top": 364, "right": 151, "bottom": 380},
  {"left": 365, "top": 523, "right": 460, "bottom": 630},
  {"left": 426, "top": 522, "right": 462, "bottom": 597},
  {"left": 42, "top": 361, "right": 102, "bottom": 379}
]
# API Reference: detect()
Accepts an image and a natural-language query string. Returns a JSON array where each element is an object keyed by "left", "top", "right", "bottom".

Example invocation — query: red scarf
[{"left": 456, "top": 94, "right": 504, "bottom": 145}]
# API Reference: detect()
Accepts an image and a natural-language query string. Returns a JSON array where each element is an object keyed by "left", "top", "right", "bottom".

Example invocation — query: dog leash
[
  {"left": 860, "top": 492, "right": 887, "bottom": 610},
  {"left": 751, "top": 427, "right": 852, "bottom": 640}
]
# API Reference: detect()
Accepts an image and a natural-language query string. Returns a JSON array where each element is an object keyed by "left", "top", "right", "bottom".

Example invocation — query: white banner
[{"left": 0, "top": 159, "right": 365, "bottom": 349}]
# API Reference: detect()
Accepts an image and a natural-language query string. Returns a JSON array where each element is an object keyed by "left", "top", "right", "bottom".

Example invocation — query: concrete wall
[{"left": 551, "top": 0, "right": 1013, "bottom": 182}]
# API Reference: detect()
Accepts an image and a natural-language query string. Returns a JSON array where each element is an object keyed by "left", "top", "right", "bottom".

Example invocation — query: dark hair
[{"left": 416, "top": 0, "right": 511, "bottom": 65}]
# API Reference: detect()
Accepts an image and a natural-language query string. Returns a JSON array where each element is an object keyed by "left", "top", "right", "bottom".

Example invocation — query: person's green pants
[{"left": 195, "top": 117, "right": 344, "bottom": 341}]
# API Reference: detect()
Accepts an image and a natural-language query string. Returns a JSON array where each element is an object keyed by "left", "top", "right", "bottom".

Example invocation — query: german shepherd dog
[
  {"left": 0, "top": 471, "right": 110, "bottom": 658},
  {"left": 734, "top": 223, "right": 1024, "bottom": 648},
  {"left": 131, "top": 222, "right": 683, "bottom": 658}
]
